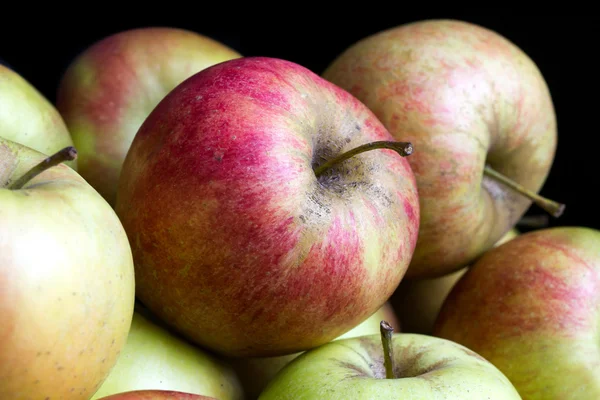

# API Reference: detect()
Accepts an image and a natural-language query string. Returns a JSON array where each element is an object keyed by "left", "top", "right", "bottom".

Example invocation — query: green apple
[
  {"left": 97, "top": 390, "right": 215, "bottom": 399},
  {"left": 56, "top": 27, "right": 241, "bottom": 206},
  {"left": 0, "top": 138, "right": 135, "bottom": 399},
  {"left": 258, "top": 330, "right": 521, "bottom": 399},
  {"left": 229, "top": 302, "right": 400, "bottom": 399},
  {"left": 0, "top": 64, "right": 76, "bottom": 169},
  {"left": 91, "top": 306, "right": 244, "bottom": 400},
  {"left": 434, "top": 226, "right": 600, "bottom": 399},
  {"left": 392, "top": 228, "right": 519, "bottom": 334},
  {"left": 322, "top": 19, "right": 562, "bottom": 279}
]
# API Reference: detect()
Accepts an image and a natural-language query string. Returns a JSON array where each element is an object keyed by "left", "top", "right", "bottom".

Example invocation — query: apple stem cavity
[
  {"left": 380, "top": 320, "right": 396, "bottom": 379},
  {"left": 9, "top": 146, "right": 78, "bottom": 190},
  {"left": 313, "top": 140, "right": 413, "bottom": 178},
  {"left": 483, "top": 165, "right": 565, "bottom": 218}
]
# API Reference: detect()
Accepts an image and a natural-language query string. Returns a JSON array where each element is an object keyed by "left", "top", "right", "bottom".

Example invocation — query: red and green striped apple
[
  {"left": 56, "top": 27, "right": 241, "bottom": 206},
  {"left": 114, "top": 56, "right": 420, "bottom": 358}
]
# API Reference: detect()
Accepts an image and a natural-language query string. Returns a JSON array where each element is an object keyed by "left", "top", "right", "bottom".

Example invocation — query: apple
[
  {"left": 56, "top": 27, "right": 241, "bottom": 206},
  {"left": 322, "top": 18, "right": 562, "bottom": 279},
  {"left": 229, "top": 302, "right": 399, "bottom": 399},
  {"left": 0, "top": 138, "right": 135, "bottom": 399},
  {"left": 0, "top": 64, "right": 76, "bottom": 169},
  {"left": 97, "top": 390, "right": 215, "bottom": 399},
  {"left": 114, "top": 56, "right": 420, "bottom": 358},
  {"left": 91, "top": 306, "right": 244, "bottom": 400},
  {"left": 392, "top": 227, "right": 519, "bottom": 334},
  {"left": 433, "top": 226, "right": 600, "bottom": 399},
  {"left": 258, "top": 327, "right": 521, "bottom": 399}
]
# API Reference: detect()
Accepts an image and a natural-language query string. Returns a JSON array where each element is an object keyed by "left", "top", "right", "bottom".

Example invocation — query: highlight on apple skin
[
  {"left": 56, "top": 27, "right": 242, "bottom": 206},
  {"left": 114, "top": 56, "right": 420, "bottom": 358},
  {"left": 433, "top": 226, "right": 600, "bottom": 399},
  {"left": 322, "top": 18, "right": 558, "bottom": 279}
]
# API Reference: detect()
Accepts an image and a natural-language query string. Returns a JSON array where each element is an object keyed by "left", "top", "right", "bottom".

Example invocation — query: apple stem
[
  {"left": 9, "top": 146, "right": 78, "bottom": 190},
  {"left": 380, "top": 320, "right": 396, "bottom": 379},
  {"left": 313, "top": 140, "right": 413, "bottom": 178},
  {"left": 483, "top": 165, "right": 565, "bottom": 217},
  {"left": 517, "top": 214, "right": 550, "bottom": 229}
]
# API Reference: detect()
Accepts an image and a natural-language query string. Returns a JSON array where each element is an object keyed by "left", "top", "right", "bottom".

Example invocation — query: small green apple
[
  {"left": 258, "top": 329, "right": 521, "bottom": 399},
  {"left": 91, "top": 306, "right": 244, "bottom": 400}
]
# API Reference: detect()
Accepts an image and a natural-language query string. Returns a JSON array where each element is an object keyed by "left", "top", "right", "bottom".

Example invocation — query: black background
[{"left": 1, "top": 13, "right": 597, "bottom": 231}]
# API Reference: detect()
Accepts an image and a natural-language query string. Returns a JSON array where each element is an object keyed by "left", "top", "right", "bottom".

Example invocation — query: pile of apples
[{"left": 1, "top": 19, "right": 595, "bottom": 400}]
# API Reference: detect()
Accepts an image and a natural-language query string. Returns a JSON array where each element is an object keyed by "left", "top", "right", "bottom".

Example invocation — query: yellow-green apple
[
  {"left": 56, "top": 27, "right": 241, "bottom": 206},
  {"left": 91, "top": 307, "right": 244, "bottom": 400},
  {"left": 322, "top": 19, "right": 562, "bottom": 280},
  {"left": 115, "top": 56, "right": 420, "bottom": 358},
  {"left": 0, "top": 138, "right": 135, "bottom": 399},
  {"left": 258, "top": 330, "right": 521, "bottom": 399},
  {"left": 0, "top": 64, "right": 76, "bottom": 169},
  {"left": 433, "top": 226, "right": 600, "bottom": 399},
  {"left": 392, "top": 227, "right": 519, "bottom": 334},
  {"left": 97, "top": 390, "right": 215, "bottom": 399},
  {"left": 229, "top": 302, "right": 399, "bottom": 399}
]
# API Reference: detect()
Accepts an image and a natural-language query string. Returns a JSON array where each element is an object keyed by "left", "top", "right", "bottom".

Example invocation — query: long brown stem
[
  {"left": 484, "top": 165, "right": 565, "bottom": 217},
  {"left": 9, "top": 146, "right": 77, "bottom": 190},
  {"left": 313, "top": 141, "right": 413, "bottom": 177},
  {"left": 380, "top": 320, "right": 396, "bottom": 379}
]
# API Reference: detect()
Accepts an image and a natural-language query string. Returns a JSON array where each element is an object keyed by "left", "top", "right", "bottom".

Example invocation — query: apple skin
[
  {"left": 258, "top": 332, "right": 521, "bottom": 399},
  {"left": 115, "top": 56, "right": 420, "bottom": 358},
  {"left": 0, "top": 138, "right": 135, "bottom": 399},
  {"left": 322, "top": 19, "right": 557, "bottom": 279},
  {"left": 91, "top": 309, "right": 244, "bottom": 400},
  {"left": 0, "top": 64, "right": 76, "bottom": 169},
  {"left": 229, "top": 302, "right": 400, "bottom": 399},
  {"left": 56, "top": 27, "right": 241, "bottom": 206},
  {"left": 393, "top": 227, "right": 519, "bottom": 334},
  {"left": 433, "top": 226, "right": 600, "bottom": 399},
  {"left": 96, "top": 390, "right": 215, "bottom": 399}
]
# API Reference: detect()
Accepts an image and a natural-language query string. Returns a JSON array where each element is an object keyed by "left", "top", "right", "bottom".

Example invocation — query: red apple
[
  {"left": 322, "top": 19, "right": 560, "bottom": 279},
  {"left": 115, "top": 56, "right": 420, "bottom": 358},
  {"left": 97, "top": 390, "right": 215, "bottom": 399},
  {"left": 56, "top": 27, "right": 241, "bottom": 206},
  {"left": 433, "top": 226, "right": 600, "bottom": 398}
]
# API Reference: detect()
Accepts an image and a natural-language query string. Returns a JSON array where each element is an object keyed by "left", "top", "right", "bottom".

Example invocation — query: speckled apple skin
[
  {"left": 322, "top": 19, "right": 557, "bottom": 279},
  {"left": 115, "top": 56, "right": 420, "bottom": 358}
]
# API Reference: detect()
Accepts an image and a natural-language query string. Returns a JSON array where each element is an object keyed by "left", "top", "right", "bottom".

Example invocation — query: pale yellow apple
[
  {"left": 91, "top": 308, "right": 244, "bottom": 400},
  {"left": 0, "top": 65, "right": 76, "bottom": 169}
]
